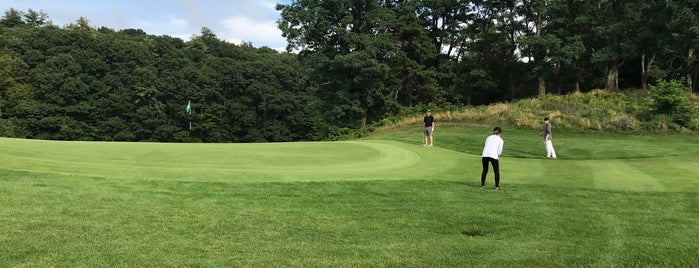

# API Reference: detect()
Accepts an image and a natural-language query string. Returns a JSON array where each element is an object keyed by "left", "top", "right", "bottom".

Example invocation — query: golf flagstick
[{"left": 186, "top": 100, "right": 192, "bottom": 131}]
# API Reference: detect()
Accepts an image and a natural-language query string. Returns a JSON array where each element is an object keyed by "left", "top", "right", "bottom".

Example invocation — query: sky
[{"left": 1, "top": 0, "right": 293, "bottom": 51}]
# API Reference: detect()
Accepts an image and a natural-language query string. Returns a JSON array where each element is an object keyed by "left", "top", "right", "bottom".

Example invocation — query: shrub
[{"left": 648, "top": 79, "right": 698, "bottom": 127}]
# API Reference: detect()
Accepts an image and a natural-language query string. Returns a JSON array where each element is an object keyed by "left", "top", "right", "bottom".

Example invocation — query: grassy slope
[{"left": 0, "top": 123, "right": 698, "bottom": 267}]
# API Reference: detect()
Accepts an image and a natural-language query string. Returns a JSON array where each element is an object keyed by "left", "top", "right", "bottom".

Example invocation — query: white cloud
[
  {"left": 219, "top": 16, "right": 287, "bottom": 50},
  {"left": 1, "top": 0, "right": 291, "bottom": 50},
  {"left": 260, "top": 0, "right": 281, "bottom": 11},
  {"left": 149, "top": 16, "right": 188, "bottom": 31},
  {"left": 133, "top": 15, "right": 191, "bottom": 39}
]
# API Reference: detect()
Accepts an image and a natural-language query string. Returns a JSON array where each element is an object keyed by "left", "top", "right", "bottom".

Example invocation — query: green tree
[
  {"left": 385, "top": 0, "right": 441, "bottom": 106},
  {"left": 649, "top": 78, "right": 698, "bottom": 127},
  {"left": 520, "top": 0, "right": 553, "bottom": 98},
  {"left": 544, "top": 0, "right": 587, "bottom": 93},
  {"left": 23, "top": 9, "right": 49, "bottom": 27},
  {"left": 0, "top": 8, "right": 25, "bottom": 27},
  {"left": 668, "top": 0, "right": 699, "bottom": 92},
  {"left": 278, "top": 0, "right": 396, "bottom": 128},
  {"left": 0, "top": 53, "right": 33, "bottom": 136},
  {"left": 588, "top": 0, "right": 645, "bottom": 91}
]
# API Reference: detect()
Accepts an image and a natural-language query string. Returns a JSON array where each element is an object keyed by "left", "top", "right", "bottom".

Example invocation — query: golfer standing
[
  {"left": 542, "top": 117, "right": 557, "bottom": 159},
  {"left": 481, "top": 127, "right": 504, "bottom": 190},
  {"left": 423, "top": 110, "right": 435, "bottom": 147}
]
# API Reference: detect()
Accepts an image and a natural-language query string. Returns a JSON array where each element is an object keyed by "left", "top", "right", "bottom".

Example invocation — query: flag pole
[{"left": 186, "top": 100, "right": 192, "bottom": 131}]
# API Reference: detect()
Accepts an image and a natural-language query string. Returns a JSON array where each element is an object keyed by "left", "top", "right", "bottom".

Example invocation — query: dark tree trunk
[
  {"left": 641, "top": 52, "right": 655, "bottom": 91},
  {"left": 538, "top": 76, "right": 546, "bottom": 98},
  {"left": 606, "top": 63, "right": 619, "bottom": 91}
]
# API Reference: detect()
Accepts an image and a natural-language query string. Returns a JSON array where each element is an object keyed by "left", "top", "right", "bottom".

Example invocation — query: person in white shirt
[{"left": 481, "top": 127, "right": 504, "bottom": 190}]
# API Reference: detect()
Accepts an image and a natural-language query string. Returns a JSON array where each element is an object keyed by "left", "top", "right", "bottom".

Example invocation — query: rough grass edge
[{"left": 377, "top": 89, "right": 699, "bottom": 134}]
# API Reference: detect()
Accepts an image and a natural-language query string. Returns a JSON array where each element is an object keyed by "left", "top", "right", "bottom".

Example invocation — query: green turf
[
  {"left": 0, "top": 138, "right": 465, "bottom": 182},
  {"left": 0, "top": 124, "right": 698, "bottom": 267}
]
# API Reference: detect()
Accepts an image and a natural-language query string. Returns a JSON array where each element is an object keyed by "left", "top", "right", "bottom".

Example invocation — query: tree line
[
  {"left": 0, "top": 9, "right": 323, "bottom": 142},
  {"left": 277, "top": 0, "right": 698, "bottom": 128},
  {"left": 1, "top": 1, "right": 697, "bottom": 142}
]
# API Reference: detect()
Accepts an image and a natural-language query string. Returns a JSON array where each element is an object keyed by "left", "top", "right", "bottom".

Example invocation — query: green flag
[{"left": 185, "top": 100, "right": 191, "bottom": 113}]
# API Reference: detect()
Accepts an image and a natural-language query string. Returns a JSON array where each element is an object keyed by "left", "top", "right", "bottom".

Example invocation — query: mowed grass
[
  {"left": 373, "top": 122, "right": 699, "bottom": 192},
  {"left": 0, "top": 124, "right": 698, "bottom": 267},
  {"left": 0, "top": 139, "right": 439, "bottom": 182}
]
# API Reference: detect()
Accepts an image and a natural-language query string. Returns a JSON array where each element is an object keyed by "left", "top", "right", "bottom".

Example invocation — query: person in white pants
[{"left": 541, "top": 117, "right": 557, "bottom": 159}]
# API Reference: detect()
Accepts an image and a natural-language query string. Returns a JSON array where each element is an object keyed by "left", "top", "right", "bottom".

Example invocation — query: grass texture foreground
[{"left": 0, "top": 124, "right": 697, "bottom": 267}]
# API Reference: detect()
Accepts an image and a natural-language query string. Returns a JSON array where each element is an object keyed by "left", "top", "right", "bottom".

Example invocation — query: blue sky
[{"left": 2, "top": 0, "right": 293, "bottom": 51}]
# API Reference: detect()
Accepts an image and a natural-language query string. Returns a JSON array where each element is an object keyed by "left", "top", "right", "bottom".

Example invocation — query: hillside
[{"left": 375, "top": 89, "right": 699, "bottom": 134}]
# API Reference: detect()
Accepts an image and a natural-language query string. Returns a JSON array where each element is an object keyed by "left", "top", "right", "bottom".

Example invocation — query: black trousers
[{"left": 481, "top": 157, "right": 500, "bottom": 187}]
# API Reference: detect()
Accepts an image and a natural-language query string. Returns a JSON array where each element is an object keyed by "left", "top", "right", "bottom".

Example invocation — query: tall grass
[{"left": 380, "top": 89, "right": 699, "bottom": 133}]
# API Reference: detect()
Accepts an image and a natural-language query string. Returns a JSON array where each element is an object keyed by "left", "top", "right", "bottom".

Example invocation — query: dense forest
[{"left": 1, "top": 0, "right": 698, "bottom": 142}]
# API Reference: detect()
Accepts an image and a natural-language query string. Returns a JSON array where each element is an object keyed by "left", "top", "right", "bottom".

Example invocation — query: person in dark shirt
[
  {"left": 423, "top": 110, "right": 435, "bottom": 146},
  {"left": 541, "top": 117, "right": 557, "bottom": 159}
]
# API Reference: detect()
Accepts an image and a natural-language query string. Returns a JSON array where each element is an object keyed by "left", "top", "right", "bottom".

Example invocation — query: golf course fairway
[{"left": 0, "top": 125, "right": 697, "bottom": 267}]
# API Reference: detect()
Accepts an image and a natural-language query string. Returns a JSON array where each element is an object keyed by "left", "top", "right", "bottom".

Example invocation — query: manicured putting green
[
  {"left": 0, "top": 138, "right": 453, "bottom": 182},
  {"left": 369, "top": 123, "right": 699, "bottom": 192},
  {"left": 1, "top": 130, "right": 697, "bottom": 192}
]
